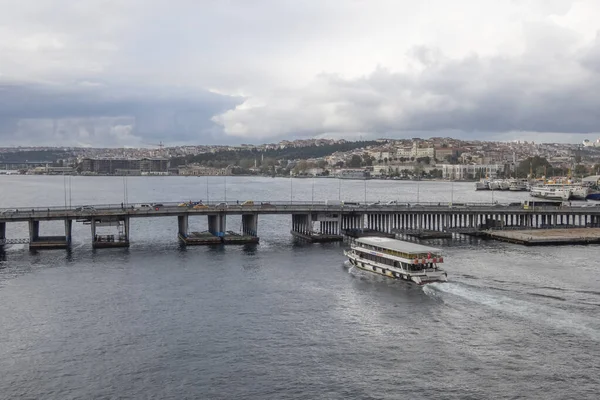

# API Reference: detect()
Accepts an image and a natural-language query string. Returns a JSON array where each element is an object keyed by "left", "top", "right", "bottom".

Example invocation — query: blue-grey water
[{"left": 0, "top": 176, "right": 599, "bottom": 399}]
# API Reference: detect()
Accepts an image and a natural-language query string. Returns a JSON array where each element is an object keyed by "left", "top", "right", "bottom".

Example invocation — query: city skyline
[{"left": 1, "top": 1, "right": 600, "bottom": 147}]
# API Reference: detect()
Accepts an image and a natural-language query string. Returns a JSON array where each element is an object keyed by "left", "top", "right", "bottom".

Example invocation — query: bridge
[{"left": 1, "top": 200, "right": 600, "bottom": 249}]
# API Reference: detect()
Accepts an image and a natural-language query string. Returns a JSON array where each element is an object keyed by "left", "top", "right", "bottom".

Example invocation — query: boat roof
[{"left": 355, "top": 237, "right": 442, "bottom": 254}]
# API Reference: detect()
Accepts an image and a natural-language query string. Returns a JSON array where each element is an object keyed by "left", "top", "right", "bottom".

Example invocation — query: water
[{"left": 0, "top": 176, "right": 599, "bottom": 399}]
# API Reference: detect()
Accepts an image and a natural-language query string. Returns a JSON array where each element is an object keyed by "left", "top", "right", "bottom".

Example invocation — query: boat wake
[{"left": 424, "top": 282, "right": 600, "bottom": 341}]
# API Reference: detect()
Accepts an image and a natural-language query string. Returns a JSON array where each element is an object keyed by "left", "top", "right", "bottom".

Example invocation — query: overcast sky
[{"left": 1, "top": 0, "right": 600, "bottom": 147}]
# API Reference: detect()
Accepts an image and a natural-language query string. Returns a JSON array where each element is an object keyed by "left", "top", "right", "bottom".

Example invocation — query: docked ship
[
  {"left": 508, "top": 179, "right": 528, "bottom": 191},
  {"left": 475, "top": 179, "right": 490, "bottom": 190},
  {"left": 344, "top": 237, "right": 447, "bottom": 285},
  {"left": 529, "top": 183, "right": 589, "bottom": 201},
  {"left": 337, "top": 170, "right": 371, "bottom": 180},
  {"left": 530, "top": 185, "right": 571, "bottom": 201}
]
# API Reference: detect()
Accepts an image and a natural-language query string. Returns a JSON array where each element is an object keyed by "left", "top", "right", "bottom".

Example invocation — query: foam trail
[{"left": 427, "top": 282, "right": 600, "bottom": 341}]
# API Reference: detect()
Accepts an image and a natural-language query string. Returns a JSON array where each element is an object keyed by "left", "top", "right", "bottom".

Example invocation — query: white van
[
  {"left": 135, "top": 204, "right": 152, "bottom": 210},
  {"left": 325, "top": 200, "right": 343, "bottom": 206}
]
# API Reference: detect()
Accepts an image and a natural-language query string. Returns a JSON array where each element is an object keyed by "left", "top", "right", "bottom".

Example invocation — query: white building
[{"left": 440, "top": 164, "right": 504, "bottom": 180}]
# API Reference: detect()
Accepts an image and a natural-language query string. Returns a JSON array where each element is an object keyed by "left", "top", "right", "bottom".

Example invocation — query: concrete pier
[
  {"left": 91, "top": 217, "right": 130, "bottom": 249},
  {"left": 290, "top": 213, "right": 343, "bottom": 242},
  {"left": 485, "top": 228, "right": 600, "bottom": 245},
  {"left": 29, "top": 219, "right": 72, "bottom": 250}
]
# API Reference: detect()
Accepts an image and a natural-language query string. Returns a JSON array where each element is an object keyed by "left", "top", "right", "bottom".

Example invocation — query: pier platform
[
  {"left": 30, "top": 236, "right": 70, "bottom": 250},
  {"left": 223, "top": 231, "right": 259, "bottom": 244},
  {"left": 342, "top": 228, "right": 394, "bottom": 239},
  {"left": 93, "top": 234, "right": 129, "bottom": 249},
  {"left": 290, "top": 231, "right": 343, "bottom": 243},
  {"left": 179, "top": 231, "right": 222, "bottom": 245},
  {"left": 393, "top": 229, "right": 452, "bottom": 239},
  {"left": 485, "top": 228, "right": 600, "bottom": 246}
]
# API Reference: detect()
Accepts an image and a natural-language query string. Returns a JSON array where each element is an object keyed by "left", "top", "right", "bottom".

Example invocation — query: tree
[
  {"left": 239, "top": 158, "right": 254, "bottom": 169},
  {"left": 517, "top": 156, "right": 552, "bottom": 178},
  {"left": 316, "top": 160, "right": 328, "bottom": 169},
  {"left": 574, "top": 164, "right": 588, "bottom": 177},
  {"left": 348, "top": 155, "right": 362, "bottom": 168}
]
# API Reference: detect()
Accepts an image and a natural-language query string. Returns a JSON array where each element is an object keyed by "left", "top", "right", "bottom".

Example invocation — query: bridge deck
[{"left": 1, "top": 201, "right": 599, "bottom": 222}]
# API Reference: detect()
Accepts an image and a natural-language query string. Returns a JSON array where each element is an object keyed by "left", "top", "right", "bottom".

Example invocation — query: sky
[{"left": 1, "top": 0, "right": 600, "bottom": 147}]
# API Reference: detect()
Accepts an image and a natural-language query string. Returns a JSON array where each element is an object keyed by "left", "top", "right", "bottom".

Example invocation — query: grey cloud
[{"left": 0, "top": 81, "right": 242, "bottom": 146}]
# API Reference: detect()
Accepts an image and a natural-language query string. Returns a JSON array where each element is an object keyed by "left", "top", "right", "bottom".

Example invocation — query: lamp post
[
  {"left": 312, "top": 176, "right": 315, "bottom": 203},
  {"left": 290, "top": 175, "right": 293, "bottom": 204},
  {"left": 224, "top": 174, "right": 227, "bottom": 202},
  {"left": 206, "top": 175, "right": 209, "bottom": 203}
]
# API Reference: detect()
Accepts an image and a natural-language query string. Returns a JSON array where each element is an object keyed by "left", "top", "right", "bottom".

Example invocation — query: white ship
[
  {"left": 475, "top": 180, "right": 490, "bottom": 190},
  {"left": 529, "top": 183, "right": 589, "bottom": 201},
  {"left": 530, "top": 185, "right": 571, "bottom": 201},
  {"left": 344, "top": 237, "right": 447, "bottom": 285},
  {"left": 488, "top": 180, "right": 502, "bottom": 190},
  {"left": 508, "top": 179, "right": 528, "bottom": 191}
]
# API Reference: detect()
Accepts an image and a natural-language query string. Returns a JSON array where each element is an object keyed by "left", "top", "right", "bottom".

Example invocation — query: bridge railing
[
  {"left": 0, "top": 200, "right": 594, "bottom": 216},
  {"left": 0, "top": 200, "right": 509, "bottom": 212}
]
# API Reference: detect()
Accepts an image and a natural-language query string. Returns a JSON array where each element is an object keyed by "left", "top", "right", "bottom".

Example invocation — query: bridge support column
[
  {"left": 242, "top": 214, "right": 258, "bottom": 236},
  {"left": 208, "top": 214, "right": 226, "bottom": 237},
  {"left": 92, "top": 217, "right": 130, "bottom": 249},
  {"left": 0, "top": 222, "right": 5, "bottom": 248},
  {"left": 29, "top": 219, "right": 69, "bottom": 250},
  {"left": 64, "top": 219, "right": 72, "bottom": 244},
  {"left": 29, "top": 220, "right": 39, "bottom": 242},
  {"left": 178, "top": 215, "right": 189, "bottom": 238}
]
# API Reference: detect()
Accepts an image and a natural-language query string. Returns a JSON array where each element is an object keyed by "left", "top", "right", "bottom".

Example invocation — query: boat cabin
[{"left": 352, "top": 237, "right": 443, "bottom": 271}]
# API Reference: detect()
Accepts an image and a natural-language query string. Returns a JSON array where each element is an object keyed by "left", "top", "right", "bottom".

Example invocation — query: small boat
[
  {"left": 586, "top": 190, "right": 600, "bottom": 200},
  {"left": 344, "top": 237, "right": 447, "bottom": 285}
]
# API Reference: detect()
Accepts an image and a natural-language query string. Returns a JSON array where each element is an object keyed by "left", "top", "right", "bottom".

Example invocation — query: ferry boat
[
  {"left": 344, "top": 237, "right": 447, "bottom": 285},
  {"left": 530, "top": 185, "right": 571, "bottom": 201},
  {"left": 529, "top": 183, "right": 589, "bottom": 201}
]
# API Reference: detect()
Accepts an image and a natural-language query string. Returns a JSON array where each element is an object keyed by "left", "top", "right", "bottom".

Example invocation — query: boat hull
[{"left": 586, "top": 192, "right": 600, "bottom": 200}]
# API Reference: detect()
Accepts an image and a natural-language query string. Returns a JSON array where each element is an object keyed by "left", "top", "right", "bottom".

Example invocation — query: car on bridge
[
  {"left": 74, "top": 206, "right": 95, "bottom": 212},
  {"left": 1, "top": 208, "right": 17, "bottom": 214},
  {"left": 241, "top": 200, "right": 254, "bottom": 206},
  {"left": 193, "top": 203, "right": 209, "bottom": 209}
]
